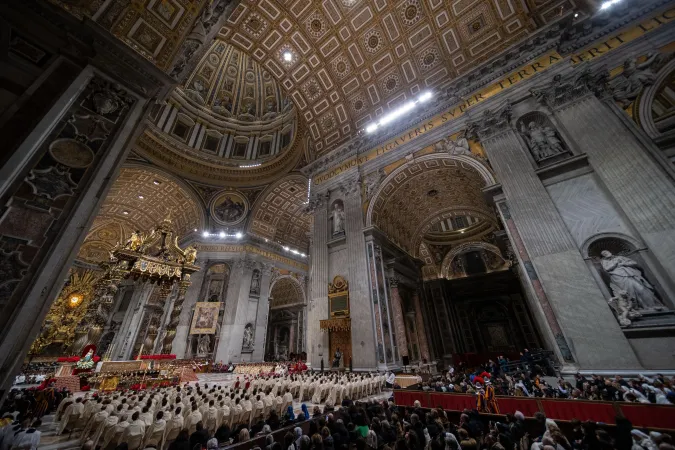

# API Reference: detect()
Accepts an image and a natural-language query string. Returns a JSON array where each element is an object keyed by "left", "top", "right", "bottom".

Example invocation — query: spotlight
[
  {"left": 418, "top": 91, "right": 433, "bottom": 102},
  {"left": 138, "top": 195, "right": 144, "bottom": 199},
  {"left": 574, "top": 12, "right": 579, "bottom": 17},
  {"left": 193, "top": 228, "right": 198, "bottom": 232},
  {"left": 599, "top": 0, "right": 621, "bottom": 10},
  {"left": 219, "top": 231, "right": 226, "bottom": 238},
  {"left": 235, "top": 232, "right": 243, "bottom": 239},
  {"left": 283, "top": 246, "right": 290, "bottom": 251},
  {"left": 366, "top": 124, "right": 378, "bottom": 133},
  {"left": 123, "top": 211, "right": 129, "bottom": 215},
  {"left": 153, "top": 180, "right": 161, "bottom": 185},
  {"left": 202, "top": 231, "right": 210, "bottom": 238},
  {"left": 283, "top": 52, "right": 293, "bottom": 62}
]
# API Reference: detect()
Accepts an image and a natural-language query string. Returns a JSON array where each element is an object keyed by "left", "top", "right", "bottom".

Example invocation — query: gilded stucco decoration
[
  {"left": 217, "top": 0, "right": 568, "bottom": 158},
  {"left": 369, "top": 156, "right": 495, "bottom": 256},
  {"left": 30, "top": 270, "right": 101, "bottom": 355},
  {"left": 270, "top": 276, "right": 305, "bottom": 309}
]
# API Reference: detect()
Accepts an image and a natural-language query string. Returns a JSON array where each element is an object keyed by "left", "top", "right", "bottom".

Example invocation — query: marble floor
[{"left": 33, "top": 373, "right": 393, "bottom": 449}]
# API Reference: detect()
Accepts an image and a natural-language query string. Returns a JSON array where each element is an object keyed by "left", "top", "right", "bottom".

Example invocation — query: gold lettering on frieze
[{"left": 313, "top": 8, "right": 675, "bottom": 185}]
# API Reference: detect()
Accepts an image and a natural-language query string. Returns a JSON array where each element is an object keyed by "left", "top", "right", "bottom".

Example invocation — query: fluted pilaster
[{"left": 471, "top": 104, "right": 640, "bottom": 370}]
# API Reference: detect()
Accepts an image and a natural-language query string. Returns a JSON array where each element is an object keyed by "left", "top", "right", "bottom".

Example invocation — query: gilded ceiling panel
[
  {"left": 372, "top": 158, "right": 493, "bottom": 254},
  {"left": 218, "top": 0, "right": 544, "bottom": 158}
]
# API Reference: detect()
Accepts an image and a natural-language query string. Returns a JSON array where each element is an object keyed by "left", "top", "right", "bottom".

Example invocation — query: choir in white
[{"left": 53, "top": 372, "right": 388, "bottom": 450}]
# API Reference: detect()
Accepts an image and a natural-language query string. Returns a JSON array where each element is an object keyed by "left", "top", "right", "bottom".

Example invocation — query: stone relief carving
[
  {"left": 470, "top": 101, "right": 513, "bottom": 141},
  {"left": 304, "top": 192, "right": 328, "bottom": 214},
  {"left": 242, "top": 323, "right": 254, "bottom": 349},
  {"left": 434, "top": 129, "right": 473, "bottom": 156},
  {"left": 609, "top": 51, "right": 668, "bottom": 108},
  {"left": 169, "top": 0, "right": 232, "bottom": 79},
  {"left": 26, "top": 167, "right": 77, "bottom": 200},
  {"left": 600, "top": 250, "right": 665, "bottom": 312},
  {"left": 362, "top": 168, "right": 386, "bottom": 201}
]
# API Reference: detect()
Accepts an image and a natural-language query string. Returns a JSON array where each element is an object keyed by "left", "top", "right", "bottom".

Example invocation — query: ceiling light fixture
[
  {"left": 219, "top": 231, "right": 226, "bottom": 238},
  {"left": 283, "top": 52, "right": 293, "bottom": 62},
  {"left": 599, "top": 0, "right": 621, "bottom": 10},
  {"left": 123, "top": 211, "right": 129, "bottom": 215},
  {"left": 202, "top": 231, "right": 210, "bottom": 237},
  {"left": 365, "top": 91, "right": 433, "bottom": 133},
  {"left": 193, "top": 228, "right": 198, "bottom": 232},
  {"left": 138, "top": 195, "right": 144, "bottom": 199},
  {"left": 574, "top": 12, "right": 579, "bottom": 17},
  {"left": 235, "top": 232, "right": 243, "bottom": 239},
  {"left": 153, "top": 180, "right": 161, "bottom": 185}
]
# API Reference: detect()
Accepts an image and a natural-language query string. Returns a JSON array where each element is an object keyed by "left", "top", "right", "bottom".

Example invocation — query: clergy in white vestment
[
  {"left": 57, "top": 397, "right": 84, "bottom": 435},
  {"left": 120, "top": 412, "right": 146, "bottom": 450},
  {"left": 141, "top": 411, "right": 166, "bottom": 450},
  {"left": 185, "top": 404, "right": 203, "bottom": 435}
]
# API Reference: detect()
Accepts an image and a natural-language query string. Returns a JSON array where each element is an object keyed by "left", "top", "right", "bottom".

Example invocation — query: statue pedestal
[{"left": 622, "top": 310, "right": 675, "bottom": 332}]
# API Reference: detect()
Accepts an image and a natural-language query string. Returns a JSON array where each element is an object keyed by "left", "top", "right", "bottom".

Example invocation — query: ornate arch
[
  {"left": 269, "top": 275, "right": 306, "bottom": 309},
  {"left": 365, "top": 154, "right": 495, "bottom": 228},
  {"left": 581, "top": 232, "right": 644, "bottom": 259},
  {"left": 637, "top": 57, "right": 675, "bottom": 140},
  {"left": 440, "top": 241, "right": 508, "bottom": 279}
]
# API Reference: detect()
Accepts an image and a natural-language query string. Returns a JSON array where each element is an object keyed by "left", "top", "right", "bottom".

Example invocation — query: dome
[
  {"left": 182, "top": 41, "right": 294, "bottom": 125},
  {"left": 136, "top": 40, "right": 303, "bottom": 186}
]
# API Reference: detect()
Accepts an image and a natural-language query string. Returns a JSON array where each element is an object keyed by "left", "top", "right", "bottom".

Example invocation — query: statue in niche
[
  {"left": 197, "top": 334, "right": 211, "bottom": 354},
  {"left": 250, "top": 270, "right": 261, "bottom": 295},
  {"left": 265, "top": 98, "right": 276, "bottom": 113},
  {"left": 600, "top": 250, "right": 665, "bottom": 311},
  {"left": 609, "top": 52, "right": 663, "bottom": 108},
  {"left": 435, "top": 129, "right": 472, "bottom": 156},
  {"left": 519, "top": 121, "right": 565, "bottom": 161},
  {"left": 332, "top": 202, "right": 345, "bottom": 235},
  {"left": 608, "top": 291, "right": 642, "bottom": 327},
  {"left": 242, "top": 323, "right": 254, "bottom": 349}
]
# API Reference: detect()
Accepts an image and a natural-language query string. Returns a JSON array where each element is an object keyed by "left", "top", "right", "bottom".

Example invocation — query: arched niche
[
  {"left": 583, "top": 234, "right": 673, "bottom": 320},
  {"left": 515, "top": 111, "right": 571, "bottom": 166},
  {"left": 329, "top": 199, "right": 345, "bottom": 238}
]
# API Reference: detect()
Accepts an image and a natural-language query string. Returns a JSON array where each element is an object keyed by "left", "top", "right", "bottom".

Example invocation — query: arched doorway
[
  {"left": 265, "top": 276, "right": 306, "bottom": 361},
  {"left": 365, "top": 150, "right": 544, "bottom": 369}
]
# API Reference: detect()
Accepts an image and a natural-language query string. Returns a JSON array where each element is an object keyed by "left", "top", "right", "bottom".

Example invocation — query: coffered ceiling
[
  {"left": 370, "top": 156, "right": 495, "bottom": 255},
  {"left": 218, "top": 0, "right": 576, "bottom": 159}
]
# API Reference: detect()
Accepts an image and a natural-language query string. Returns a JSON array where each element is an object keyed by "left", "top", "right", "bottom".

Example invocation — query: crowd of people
[
  {"left": 418, "top": 363, "right": 674, "bottom": 405},
  {"left": 12, "top": 362, "right": 60, "bottom": 386}
]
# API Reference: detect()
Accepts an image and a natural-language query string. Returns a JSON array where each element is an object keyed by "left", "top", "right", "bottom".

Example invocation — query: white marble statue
[
  {"left": 435, "top": 131, "right": 472, "bottom": 156},
  {"left": 600, "top": 250, "right": 664, "bottom": 311},
  {"left": 250, "top": 270, "right": 261, "bottom": 295},
  {"left": 608, "top": 291, "right": 642, "bottom": 327},
  {"left": 242, "top": 324, "right": 254, "bottom": 349},
  {"left": 332, "top": 203, "right": 345, "bottom": 235},
  {"left": 197, "top": 334, "right": 211, "bottom": 354},
  {"left": 520, "top": 121, "right": 565, "bottom": 160}
]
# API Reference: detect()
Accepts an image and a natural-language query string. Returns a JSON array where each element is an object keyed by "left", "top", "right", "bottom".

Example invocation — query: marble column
[
  {"left": 215, "top": 260, "right": 253, "bottom": 363},
  {"left": 412, "top": 290, "right": 431, "bottom": 362},
  {"left": 252, "top": 265, "right": 273, "bottom": 361},
  {"left": 470, "top": 102, "right": 640, "bottom": 370},
  {"left": 173, "top": 259, "right": 207, "bottom": 359},
  {"left": 307, "top": 193, "right": 329, "bottom": 369},
  {"left": 341, "top": 178, "right": 378, "bottom": 369},
  {"left": 534, "top": 71, "right": 675, "bottom": 280},
  {"left": 289, "top": 320, "right": 296, "bottom": 354},
  {"left": 387, "top": 278, "right": 409, "bottom": 358}
]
